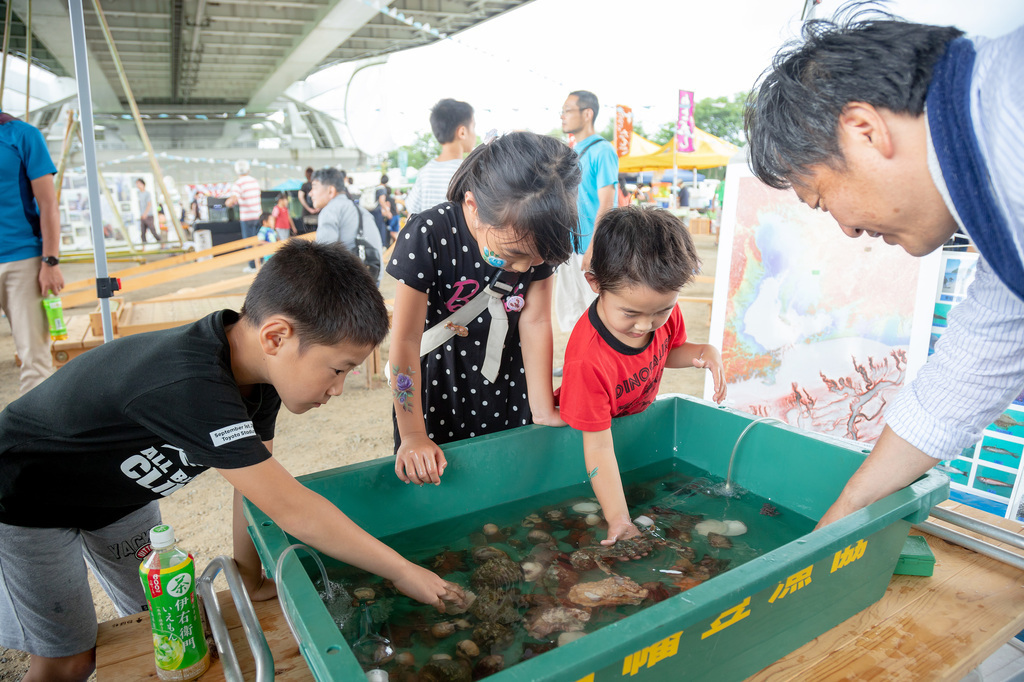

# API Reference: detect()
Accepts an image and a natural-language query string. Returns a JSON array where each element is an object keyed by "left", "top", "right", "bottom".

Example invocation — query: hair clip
[{"left": 483, "top": 247, "right": 507, "bottom": 268}]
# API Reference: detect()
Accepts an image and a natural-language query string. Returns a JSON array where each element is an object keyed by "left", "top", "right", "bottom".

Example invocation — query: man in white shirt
[
  {"left": 745, "top": 14, "right": 1024, "bottom": 526},
  {"left": 404, "top": 99, "right": 475, "bottom": 216}
]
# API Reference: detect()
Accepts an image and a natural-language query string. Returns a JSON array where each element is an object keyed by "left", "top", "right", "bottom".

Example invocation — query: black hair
[
  {"left": 745, "top": 5, "right": 962, "bottom": 189},
  {"left": 136, "top": 178, "right": 146, "bottom": 186},
  {"left": 448, "top": 131, "right": 581, "bottom": 265},
  {"left": 380, "top": 174, "right": 389, "bottom": 185},
  {"left": 590, "top": 206, "right": 700, "bottom": 295},
  {"left": 240, "top": 240, "right": 389, "bottom": 350},
  {"left": 258, "top": 211, "right": 272, "bottom": 225},
  {"left": 304, "top": 166, "right": 314, "bottom": 175},
  {"left": 569, "top": 90, "right": 599, "bottom": 122},
  {"left": 430, "top": 98, "right": 474, "bottom": 144},
  {"left": 275, "top": 192, "right": 289, "bottom": 202},
  {"left": 312, "top": 167, "right": 346, "bottom": 194}
]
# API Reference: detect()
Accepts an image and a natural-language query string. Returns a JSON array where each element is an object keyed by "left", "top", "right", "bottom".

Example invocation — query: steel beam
[
  {"left": 246, "top": 0, "right": 387, "bottom": 111},
  {"left": 8, "top": 0, "right": 120, "bottom": 110}
]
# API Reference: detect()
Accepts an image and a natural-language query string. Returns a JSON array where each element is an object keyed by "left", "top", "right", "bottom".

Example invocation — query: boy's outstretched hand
[
  {"left": 396, "top": 434, "right": 447, "bottom": 485},
  {"left": 694, "top": 345, "right": 727, "bottom": 403},
  {"left": 392, "top": 563, "right": 465, "bottom": 612}
]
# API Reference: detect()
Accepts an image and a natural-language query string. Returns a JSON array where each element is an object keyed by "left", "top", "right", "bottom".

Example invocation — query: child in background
[
  {"left": 388, "top": 131, "right": 581, "bottom": 486},
  {"left": 271, "top": 192, "right": 297, "bottom": 241},
  {"left": 0, "top": 242, "right": 460, "bottom": 681},
  {"left": 257, "top": 211, "right": 278, "bottom": 264},
  {"left": 557, "top": 206, "right": 727, "bottom": 550}
]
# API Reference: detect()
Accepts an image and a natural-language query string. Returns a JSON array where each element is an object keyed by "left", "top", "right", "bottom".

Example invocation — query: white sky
[{"left": 317, "top": 0, "right": 1024, "bottom": 152}]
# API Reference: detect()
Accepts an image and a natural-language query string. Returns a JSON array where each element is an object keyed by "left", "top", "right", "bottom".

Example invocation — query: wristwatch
[{"left": 41, "top": 256, "right": 60, "bottom": 266}]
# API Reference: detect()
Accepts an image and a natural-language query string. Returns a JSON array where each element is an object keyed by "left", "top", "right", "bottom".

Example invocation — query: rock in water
[
  {"left": 527, "top": 528, "right": 555, "bottom": 545},
  {"left": 707, "top": 532, "right": 732, "bottom": 549},
  {"left": 468, "top": 587, "right": 520, "bottom": 625},
  {"left": 695, "top": 519, "right": 729, "bottom": 536},
  {"left": 558, "top": 631, "right": 586, "bottom": 646},
  {"left": 567, "top": 576, "right": 649, "bottom": 607},
  {"left": 430, "top": 621, "right": 456, "bottom": 639},
  {"left": 521, "top": 560, "right": 545, "bottom": 582},
  {"left": 471, "top": 556, "right": 522, "bottom": 588},
  {"left": 474, "top": 655, "right": 505, "bottom": 678},
  {"left": 418, "top": 658, "right": 471, "bottom": 682},
  {"left": 456, "top": 639, "right": 479, "bottom": 660},
  {"left": 471, "top": 545, "right": 507, "bottom": 564},
  {"left": 723, "top": 520, "right": 748, "bottom": 536},
  {"left": 524, "top": 604, "right": 592, "bottom": 639},
  {"left": 472, "top": 621, "right": 515, "bottom": 650}
]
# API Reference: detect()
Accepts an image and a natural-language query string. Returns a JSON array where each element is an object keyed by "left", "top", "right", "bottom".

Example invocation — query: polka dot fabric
[{"left": 386, "top": 202, "right": 553, "bottom": 448}]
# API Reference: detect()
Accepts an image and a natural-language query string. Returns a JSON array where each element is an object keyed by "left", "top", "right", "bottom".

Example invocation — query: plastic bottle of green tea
[
  {"left": 139, "top": 524, "right": 211, "bottom": 681},
  {"left": 41, "top": 291, "right": 67, "bottom": 341}
]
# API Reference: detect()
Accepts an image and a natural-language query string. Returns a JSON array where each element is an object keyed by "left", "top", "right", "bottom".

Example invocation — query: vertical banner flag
[
  {"left": 615, "top": 105, "right": 633, "bottom": 157},
  {"left": 677, "top": 90, "right": 695, "bottom": 153}
]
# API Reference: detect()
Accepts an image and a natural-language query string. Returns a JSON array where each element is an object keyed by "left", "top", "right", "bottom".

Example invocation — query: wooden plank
[
  {"left": 96, "top": 591, "right": 313, "bottom": 682},
  {"left": 89, "top": 298, "right": 125, "bottom": 337},
  {"left": 148, "top": 274, "right": 255, "bottom": 302},
  {"left": 750, "top": 502, "right": 1024, "bottom": 681},
  {"left": 62, "top": 237, "right": 262, "bottom": 295},
  {"left": 62, "top": 235, "right": 314, "bottom": 310},
  {"left": 117, "top": 295, "right": 246, "bottom": 336}
]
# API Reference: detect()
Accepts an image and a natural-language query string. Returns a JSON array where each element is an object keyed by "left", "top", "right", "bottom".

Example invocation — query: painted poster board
[{"left": 705, "top": 160, "right": 939, "bottom": 446}]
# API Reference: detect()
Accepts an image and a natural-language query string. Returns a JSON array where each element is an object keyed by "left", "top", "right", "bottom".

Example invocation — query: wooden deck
[{"left": 96, "top": 502, "right": 1024, "bottom": 681}]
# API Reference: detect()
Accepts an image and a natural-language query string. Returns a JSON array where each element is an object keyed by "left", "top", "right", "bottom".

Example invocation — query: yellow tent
[
  {"left": 617, "top": 127, "right": 740, "bottom": 173},
  {"left": 622, "top": 131, "right": 661, "bottom": 158}
]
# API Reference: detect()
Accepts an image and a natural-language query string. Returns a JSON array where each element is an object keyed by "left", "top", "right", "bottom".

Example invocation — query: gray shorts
[{"left": 0, "top": 502, "right": 160, "bottom": 658}]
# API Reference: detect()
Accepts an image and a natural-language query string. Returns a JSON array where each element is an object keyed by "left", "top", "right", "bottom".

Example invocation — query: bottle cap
[{"left": 150, "top": 524, "right": 176, "bottom": 548}]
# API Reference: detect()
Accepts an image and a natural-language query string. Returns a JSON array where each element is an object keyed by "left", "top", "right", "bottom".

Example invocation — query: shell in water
[
  {"left": 572, "top": 502, "right": 601, "bottom": 514},
  {"left": 695, "top": 520, "right": 729, "bottom": 536},
  {"left": 723, "top": 520, "right": 748, "bottom": 537}
]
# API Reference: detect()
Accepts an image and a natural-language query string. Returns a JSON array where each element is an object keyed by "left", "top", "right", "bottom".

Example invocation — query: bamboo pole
[
  {"left": 24, "top": 0, "right": 30, "bottom": 119},
  {"left": 90, "top": 0, "right": 187, "bottom": 246},
  {"left": 1, "top": 0, "right": 11, "bottom": 109},
  {"left": 53, "top": 110, "right": 78, "bottom": 204},
  {"left": 76, "top": 125, "right": 139, "bottom": 256}
]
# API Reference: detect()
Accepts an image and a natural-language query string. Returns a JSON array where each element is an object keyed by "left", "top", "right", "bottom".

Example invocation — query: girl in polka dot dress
[{"left": 387, "top": 132, "right": 581, "bottom": 485}]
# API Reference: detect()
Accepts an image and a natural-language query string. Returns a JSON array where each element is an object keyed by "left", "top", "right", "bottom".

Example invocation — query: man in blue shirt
[
  {"left": 0, "top": 111, "right": 63, "bottom": 394},
  {"left": 554, "top": 90, "right": 619, "bottom": 338}
]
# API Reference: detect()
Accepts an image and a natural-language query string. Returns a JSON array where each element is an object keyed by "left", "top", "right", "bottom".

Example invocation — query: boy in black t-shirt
[{"left": 0, "top": 241, "right": 461, "bottom": 682}]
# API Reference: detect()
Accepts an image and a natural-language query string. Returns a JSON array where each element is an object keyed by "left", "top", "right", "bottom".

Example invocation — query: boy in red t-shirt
[{"left": 558, "top": 206, "right": 727, "bottom": 551}]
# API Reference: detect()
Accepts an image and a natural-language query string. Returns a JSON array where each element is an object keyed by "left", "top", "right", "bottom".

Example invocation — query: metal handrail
[
  {"left": 913, "top": 505, "right": 1024, "bottom": 572},
  {"left": 197, "top": 556, "right": 275, "bottom": 682}
]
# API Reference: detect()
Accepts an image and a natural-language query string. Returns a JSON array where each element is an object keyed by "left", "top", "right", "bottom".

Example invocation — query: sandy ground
[{"left": 0, "top": 235, "right": 718, "bottom": 680}]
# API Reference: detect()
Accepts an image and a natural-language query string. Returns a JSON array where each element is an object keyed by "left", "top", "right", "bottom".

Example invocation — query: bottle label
[{"left": 139, "top": 554, "right": 209, "bottom": 674}]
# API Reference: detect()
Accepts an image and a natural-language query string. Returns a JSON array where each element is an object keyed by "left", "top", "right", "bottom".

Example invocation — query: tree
[
  {"left": 387, "top": 131, "right": 441, "bottom": 171},
  {"left": 693, "top": 92, "right": 747, "bottom": 147},
  {"left": 639, "top": 93, "right": 749, "bottom": 149}
]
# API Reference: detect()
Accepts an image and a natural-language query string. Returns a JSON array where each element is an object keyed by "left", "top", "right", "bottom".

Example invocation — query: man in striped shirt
[
  {"left": 404, "top": 99, "right": 475, "bottom": 217},
  {"left": 745, "top": 13, "right": 1024, "bottom": 526},
  {"left": 225, "top": 160, "right": 263, "bottom": 272}
]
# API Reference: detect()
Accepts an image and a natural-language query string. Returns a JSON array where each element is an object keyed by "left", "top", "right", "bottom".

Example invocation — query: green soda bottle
[
  {"left": 139, "top": 525, "right": 211, "bottom": 681},
  {"left": 42, "top": 291, "right": 67, "bottom": 341}
]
